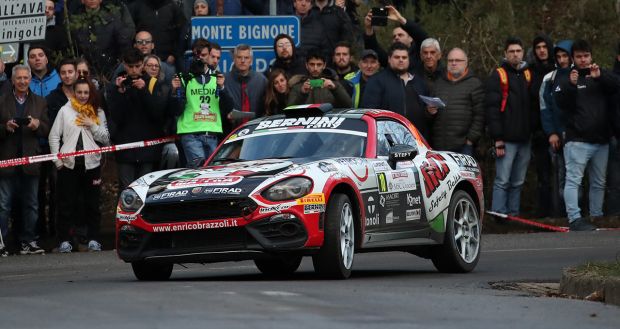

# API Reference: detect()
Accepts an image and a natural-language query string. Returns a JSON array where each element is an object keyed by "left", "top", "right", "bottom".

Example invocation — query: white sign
[
  {"left": 0, "top": 0, "right": 45, "bottom": 43},
  {"left": 0, "top": 0, "right": 45, "bottom": 19}
]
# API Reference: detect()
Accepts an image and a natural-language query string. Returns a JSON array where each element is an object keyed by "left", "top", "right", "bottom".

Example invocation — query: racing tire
[
  {"left": 431, "top": 190, "right": 481, "bottom": 273},
  {"left": 131, "top": 261, "right": 173, "bottom": 281},
  {"left": 254, "top": 255, "right": 302, "bottom": 277},
  {"left": 312, "top": 193, "right": 355, "bottom": 279}
]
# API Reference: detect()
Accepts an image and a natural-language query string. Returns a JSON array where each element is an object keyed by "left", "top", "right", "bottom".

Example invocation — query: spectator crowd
[{"left": 0, "top": 0, "right": 619, "bottom": 256}]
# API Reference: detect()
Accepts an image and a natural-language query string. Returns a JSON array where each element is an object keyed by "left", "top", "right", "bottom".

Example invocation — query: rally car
[{"left": 116, "top": 104, "right": 484, "bottom": 280}]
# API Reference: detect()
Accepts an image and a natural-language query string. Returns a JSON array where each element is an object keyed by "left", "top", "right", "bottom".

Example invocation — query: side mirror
[{"left": 388, "top": 144, "right": 418, "bottom": 169}]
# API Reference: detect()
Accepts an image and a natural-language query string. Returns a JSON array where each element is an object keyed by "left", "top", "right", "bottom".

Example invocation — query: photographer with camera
[
  {"left": 287, "top": 49, "right": 352, "bottom": 108},
  {"left": 0, "top": 65, "right": 50, "bottom": 255},
  {"left": 554, "top": 39, "right": 620, "bottom": 231},
  {"left": 106, "top": 48, "right": 168, "bottom": 190},
  {"left": 363, "top": 5, "right": 428, "bottom": 73}
]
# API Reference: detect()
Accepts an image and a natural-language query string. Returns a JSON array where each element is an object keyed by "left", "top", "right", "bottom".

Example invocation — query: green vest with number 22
[{"left": 177, "top": 77, "right": 222, "bottom": 134}]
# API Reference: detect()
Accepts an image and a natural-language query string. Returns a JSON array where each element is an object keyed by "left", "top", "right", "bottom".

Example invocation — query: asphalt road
[{"left": 1, "top": 232, "right": 619, "bottom": 329}]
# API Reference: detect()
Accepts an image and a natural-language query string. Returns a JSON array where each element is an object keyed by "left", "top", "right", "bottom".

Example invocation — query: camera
[
  {"left": 371, "top": 7, "right": 388, "bottom": 26},
  {"left": 13, "top": 117, "right": 31, "bottom": 126},
  {"left": 309, "top": 79, "right": 324, "bottom": 89}
]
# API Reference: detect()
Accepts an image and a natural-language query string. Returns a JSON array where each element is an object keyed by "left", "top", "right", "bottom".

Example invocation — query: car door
[{"left": 363, "top": 120, "right": 428, "bottom": 239}]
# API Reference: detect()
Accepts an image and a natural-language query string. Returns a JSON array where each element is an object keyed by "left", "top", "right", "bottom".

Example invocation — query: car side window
[{"left": 376, "top": 120, "right": 417, "bottom": 157}]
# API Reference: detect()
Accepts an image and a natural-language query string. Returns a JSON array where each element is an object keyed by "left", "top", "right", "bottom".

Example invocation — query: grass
[{"left": 573, "top": 261, "right": 620, "bottom": 278}]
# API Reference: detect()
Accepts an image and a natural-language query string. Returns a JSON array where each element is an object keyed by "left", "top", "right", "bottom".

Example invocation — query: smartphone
[
  {"left": 371, "top": 7, "right": 388, "bottom": 26},
  {"left": 13, "top": 117, "right": 31, "bottom": 126},
  {"left": 309, "top": 79, "right": 324, "bottom": 88},
  {"left": 577, "top": 68, "right": 591, "bottom": 77}
]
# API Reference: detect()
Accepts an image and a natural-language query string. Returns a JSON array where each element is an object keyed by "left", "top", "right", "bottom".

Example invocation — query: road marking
[
  {"left": 261, "top": 291, "right": 300, "bottom": 297},
  {"left": 484, "top": 246, "right": 597, "bottom": 253}
]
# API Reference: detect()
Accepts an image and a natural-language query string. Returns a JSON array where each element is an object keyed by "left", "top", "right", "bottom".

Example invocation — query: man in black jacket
[
  {"left": 555, "top": 40, "right": 620, "bottom": 230},
  {"left": 361, "top": 42, "right": 430, "bottom": 140},
  {"left": 106, "top": 49, "right": 168, "bottom": 189},
  {"left": 486, "top": 37, "right": 533, "bottom": 217},
  {"left": 268, "top": 34, "right": 307, "bottom": 77}
]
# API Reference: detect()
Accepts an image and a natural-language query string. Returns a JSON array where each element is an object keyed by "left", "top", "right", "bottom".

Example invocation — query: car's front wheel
[
  {"left": 131, "top": 261, "right": 173, "bottom": 281},
  {"left": 431, "top": 190, "right": 481, "bottom": 273},
  {"left": 312, "top": 193, "right": 355, "bottom": 279},
  {"left": 254, "top": 255, "right": 302, "bottom": 277}
]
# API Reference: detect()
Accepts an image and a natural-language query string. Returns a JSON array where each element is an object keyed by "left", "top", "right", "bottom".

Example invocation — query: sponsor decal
[
  {"left": 377, "top": 172, "right": 388, "bottom": 193},
  {"left": 380, "top": 192, "right": 400, "bottom": 210},
  {"left": 429, "top": 190, "right": 448, "bottom": 212},
  {"left": 460, "top": 171, "right": 477, "bottom": 179},
  {"left": 169, "top": 176, "right": 242, "bottom": 189},
  {"left": 191, "top": 187, "right": 203, "bottom": 194},
  {"left": 371, "top": 161, "right": 390, "bottom": 172},
  {"left": 304, "top": 204, "right": 325, "bottom": 214},
  {"left": 296, "top": 193, "right": 325, "bottom": 205},
  {"left": 168, "top": 170, "right": 201, "bottom": 180},
  {"left": 153, "top": 190, "right": 190, "bottom": 200},
  {"left": 379, "top": 194, "right": 386, "bottom": 207},
  {"left": 406, "top": 208, "right": 421, "bottom": 221},
  {"left": 117, "top": 212, "right": 137, "bottom": 222},
  {"left": 237, "top": 128, "right": 250, "bottom": 137},
  {"left": 259, "top": 204, "right": 292, "bottom": 214},
  {"left": 336, "top": 158, "right": 365, "bottom": 166},
  {"left": 407, "top": 193, "right": 421, "bottom": 206},
  {"left": 397, "top": 160, "right": 415, "bottom": 168},
  {"left": 446, "top": 175, "right": 460, "bottom": 191},
  {"left": 152, "top": 219, "right": 239, "bottom": 232},
  {"left": 349, "top": 166, "right": 369, "bottom": 183},
  {"left": 256, "top": 117, "right": 345, "bottom": 130},
  {"left": 386, "top": 210, "right": 397, "bottom": 224},
  {"left": 420, "top": 152, "right": 451, "bottom": 197},
  {"left": 365, "top": 196, "right": 379, "bottom": 226},
  {"left": 203, "top": 187, "right": 243, "bottom": 195},
  {"left": 391, "top": 170, "right": 409, "bottom": 179},
  {"left": 447, "top": 153, "right": 480, "bottom": 173},
  {"left": 318, "top": 161, "right": 338, "bottom": 173}
]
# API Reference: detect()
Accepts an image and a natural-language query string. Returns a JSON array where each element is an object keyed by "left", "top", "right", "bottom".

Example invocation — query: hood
[
  {"left": 531, "top": 34, "right": 554, "bottom": 63},
  {"left": 554, "top": 39, "right": 573, "bottom": 67},
  {"left": 144, "top": 159, "right": 297, "bottom": 202}
]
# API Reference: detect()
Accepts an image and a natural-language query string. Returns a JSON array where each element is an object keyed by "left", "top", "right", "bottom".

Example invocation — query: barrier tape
[
  {"left": 486, "top": 211, "right": 570, "bottom": 232},
  {"left": 0, "top": 136, "right": 176, "bottom": 169}
]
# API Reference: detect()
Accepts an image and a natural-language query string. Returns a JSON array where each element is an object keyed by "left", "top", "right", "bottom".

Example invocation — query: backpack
[{"left": 496, "top": 67, "right": 532, "bottom": 112}]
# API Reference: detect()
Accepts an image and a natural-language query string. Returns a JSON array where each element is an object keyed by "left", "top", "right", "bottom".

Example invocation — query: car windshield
[{"left": 211, "top": 117, "right": 367, "bottom": 164}]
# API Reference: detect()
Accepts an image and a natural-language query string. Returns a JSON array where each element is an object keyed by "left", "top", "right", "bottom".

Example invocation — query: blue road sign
[
  {"left": 216, "top": 48, "right": 277, "bottom": 74},
  {"left": 191, "top": 16, "right": 300, "bottom": 49}
]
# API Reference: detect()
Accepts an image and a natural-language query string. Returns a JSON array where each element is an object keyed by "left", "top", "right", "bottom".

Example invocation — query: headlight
[
  {"left": 119, "top": 189, "right": 144, "bottom": 212},
  {"left": 262, "top": 177, "right": 312, "bottom": 201}
]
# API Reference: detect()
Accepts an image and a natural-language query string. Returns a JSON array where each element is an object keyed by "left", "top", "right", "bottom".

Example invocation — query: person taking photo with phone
[
  {"left": 287, "top": 49, "right": 352, "bottom": 108},
  {"left": 554, "top": 39, "right": 620, "bottom": 231}
]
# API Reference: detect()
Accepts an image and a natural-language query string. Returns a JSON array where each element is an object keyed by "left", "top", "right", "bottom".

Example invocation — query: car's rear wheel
[
  {"left": 131, "top": 261, "right": 173, "bottom": 281},
  {"left": 254, "top": 255, "right": 302, "bottom": 277},
  {"left": 312, "top": 193, "right": 355, "bottom": 279},
  {"left": 431, "top": 190, "right": 481, "bottom": 273}
]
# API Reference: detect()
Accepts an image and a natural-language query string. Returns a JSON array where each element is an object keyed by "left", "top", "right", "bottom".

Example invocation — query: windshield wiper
[{"left": 210, "top": 157, "right": 247, "bottom": 163}]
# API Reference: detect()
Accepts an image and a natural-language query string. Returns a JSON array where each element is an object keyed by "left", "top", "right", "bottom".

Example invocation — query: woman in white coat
[{"left": 49, "top": 77, "right": 110, "bottom": 253}]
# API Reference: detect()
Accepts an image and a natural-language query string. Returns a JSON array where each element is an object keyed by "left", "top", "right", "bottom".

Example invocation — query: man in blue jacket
[{"left": 27, "top": 45, "right": 60, "bottom": 98}]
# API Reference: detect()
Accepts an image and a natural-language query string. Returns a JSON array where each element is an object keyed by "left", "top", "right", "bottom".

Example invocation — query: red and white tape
[
  {"left": 486, "top": 211, "right": 570, "bottom": 232},
  {"left": 0, "top": 136, "right": 176, "bottom": 169}
]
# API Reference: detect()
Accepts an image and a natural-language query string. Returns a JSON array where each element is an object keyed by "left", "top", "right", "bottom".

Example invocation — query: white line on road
[{"left": 484, "top": 246, "right": 598, "bottom": 253}]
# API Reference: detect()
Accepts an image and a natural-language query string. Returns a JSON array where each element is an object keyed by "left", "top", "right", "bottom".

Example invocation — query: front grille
[
  {"left": 147, "top": 227, "right": 248, "bottom": 252},
  {"left": 141, "top": 198, "right": 257, "bottom": 223}
]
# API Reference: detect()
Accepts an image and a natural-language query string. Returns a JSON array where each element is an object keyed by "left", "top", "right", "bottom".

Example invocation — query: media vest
[{"left": 177, "top": 76, "right": 223, "bottom": 134}]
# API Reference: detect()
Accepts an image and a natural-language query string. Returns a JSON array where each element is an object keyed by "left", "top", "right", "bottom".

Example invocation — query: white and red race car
[{"left": 116, "top": 104, "right": 484, "bottom": 280}]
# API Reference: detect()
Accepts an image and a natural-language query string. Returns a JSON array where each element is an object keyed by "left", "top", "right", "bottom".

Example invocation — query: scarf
[{"left": 70, "top": 97, "right": 100, "bottom": 125}]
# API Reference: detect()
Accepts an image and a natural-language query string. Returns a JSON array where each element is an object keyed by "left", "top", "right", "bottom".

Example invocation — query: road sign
[
  {"left": 0, "top": 42, "right": 18, "bottom": 63},
  {"left": 191, "top": 16, "right": 300, "bottom": 49},
  {"left": 216, "top": 49, "right": 277, "bottom": 74},
  {"left": 0, "top": 0, "right": 46, "bottom": 43}
]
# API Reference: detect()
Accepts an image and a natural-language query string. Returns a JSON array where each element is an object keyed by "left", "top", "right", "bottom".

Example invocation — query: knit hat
[{"left": 194, "top": 0, "right": 207, "bottom": 6}]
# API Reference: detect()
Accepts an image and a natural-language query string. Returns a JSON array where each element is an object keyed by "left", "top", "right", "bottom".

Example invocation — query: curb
[{"left": 559, "top": 268, "right": 620, "bottom": 306}]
